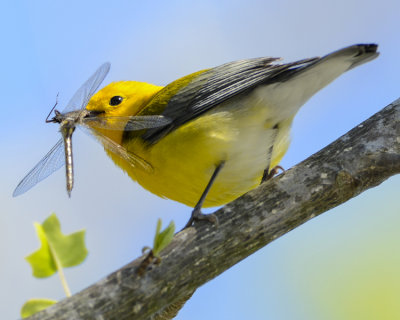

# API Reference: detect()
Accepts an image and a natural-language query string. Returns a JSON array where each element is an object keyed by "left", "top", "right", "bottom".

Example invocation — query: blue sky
[{"left": 1, "top": 1, "right": 399, "bottom": 319}]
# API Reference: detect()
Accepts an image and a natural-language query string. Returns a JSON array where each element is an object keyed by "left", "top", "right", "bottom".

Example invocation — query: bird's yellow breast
[
  {"left": 86, "top": 77, "right": 291, "bottom": 208},
  {"left": 112, "top": 95, "right": 291, "bottom": 208}
]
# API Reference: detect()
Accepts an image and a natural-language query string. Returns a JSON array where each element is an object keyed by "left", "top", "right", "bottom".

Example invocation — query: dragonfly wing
[
  {"left": 79, "top": 124, "right": 153, "bottom": 172},
  {"left": 62, "top": 62, "right": 111, "bottom": 113},
  {"left": 122, "top": 115, "right": 172, "bottom": 131},
  {"left": 82, "top": 115, "right": 172, "bottom": 131},
  {"left": 13, "top": 139, "right": 65, "bottom": 197},
  {"left": 98, "top": 133, "right": 153, "bottom": 172}
]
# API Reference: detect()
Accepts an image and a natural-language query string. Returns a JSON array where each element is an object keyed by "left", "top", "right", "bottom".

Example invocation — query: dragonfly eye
[{"left": 109, "top": 96, "right": 123, "bottom": 106}]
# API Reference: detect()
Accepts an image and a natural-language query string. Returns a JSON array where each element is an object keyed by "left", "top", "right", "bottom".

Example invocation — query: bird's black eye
[{"left": 109, "top": 96, "right": 123, "bottom": 106}]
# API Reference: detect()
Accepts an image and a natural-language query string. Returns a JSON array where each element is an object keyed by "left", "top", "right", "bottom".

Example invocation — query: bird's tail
[{"left": 320, "top": 43, "right": 379, "bottom": 71}]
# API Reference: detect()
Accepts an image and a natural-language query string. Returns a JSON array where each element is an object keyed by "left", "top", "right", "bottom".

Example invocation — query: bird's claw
[
  {"left": 183, "top": 208, "right": 219, "bottom": 229},
  {"left": 261, "top": 165, "right": 285, "bottom": 183}
]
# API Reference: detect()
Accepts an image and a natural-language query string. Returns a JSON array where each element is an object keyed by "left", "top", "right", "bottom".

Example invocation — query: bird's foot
[
  {"left": 183, "top": 207, "right": 219, "bottom": 229},
  {"left": 261, "top": 165, "right": 285, "bottom": 184}
]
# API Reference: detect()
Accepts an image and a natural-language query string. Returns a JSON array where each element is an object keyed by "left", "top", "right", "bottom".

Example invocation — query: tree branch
[{"left": 28, "top": 98, "right": 400, "bottom": 320}]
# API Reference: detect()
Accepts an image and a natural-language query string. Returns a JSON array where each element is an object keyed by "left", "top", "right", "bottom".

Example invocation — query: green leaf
[
  {"left": 153, "top": 219, "right": 175, "bottom": 256},
  {"left": 25, "top": 213, "right": 88, "bottom": 278},
  {"left": 25, "top": 223, "right": 56, "bottom": 278},
  {"left": 42, "top": 213, "right": 88, "bottom": 268},
  {"left": 21, "top": 298, "right": 57, "bottom": 318}
]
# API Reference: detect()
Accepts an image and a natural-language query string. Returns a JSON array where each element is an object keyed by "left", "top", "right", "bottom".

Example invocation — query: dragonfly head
[
  {"left": 46, "top": 109, "right": 63, "bottom": 124},
  {"left": 45, "top": 94, "right": 63, "bottom": 124}
]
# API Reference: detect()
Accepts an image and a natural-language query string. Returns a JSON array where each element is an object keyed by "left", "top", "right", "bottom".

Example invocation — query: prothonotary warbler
[
  {"left": 84, "top": 44, "right": 378, "bottom": 227},
  {"left": 14, "top": 44, "right": 379, "bottom": 228}
]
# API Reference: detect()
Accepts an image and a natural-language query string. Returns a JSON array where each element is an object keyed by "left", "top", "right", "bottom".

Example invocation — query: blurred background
[{"left": 1, "top": 1, "right": 399, "bottom": 319}]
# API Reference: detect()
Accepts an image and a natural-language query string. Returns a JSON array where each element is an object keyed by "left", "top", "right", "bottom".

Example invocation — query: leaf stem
[
  {"left": 48, "top": 242, "right": 72, "bottom": 297},
  {"left": 57, "top": 262, "right": 72, "bottom": 297}
]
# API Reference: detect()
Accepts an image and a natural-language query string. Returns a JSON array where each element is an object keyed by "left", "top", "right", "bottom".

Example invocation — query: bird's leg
[
  {"left": 183, "top": 161, "right": 225, "bottom": 229},
  {"left": 261, "top": 124, "right": 281, "bottom": 184}
]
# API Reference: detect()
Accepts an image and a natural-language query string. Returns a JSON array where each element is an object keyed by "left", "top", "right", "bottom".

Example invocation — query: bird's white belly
[{"left": 199, "top": 97, "right": 290, "bottom": 203}]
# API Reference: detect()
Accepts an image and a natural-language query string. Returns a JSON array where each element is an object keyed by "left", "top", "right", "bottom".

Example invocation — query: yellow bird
[
  {"left": 83, "top": 44, "right": 378, "bottom": 227},
  {"left": 13, "top": 44, "right": 378, "bottom": 227}
]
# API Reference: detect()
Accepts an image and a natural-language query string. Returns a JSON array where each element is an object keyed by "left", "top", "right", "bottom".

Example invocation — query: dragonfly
[{"left": 13, "top": 63, "right": 171, "bottom": 197}]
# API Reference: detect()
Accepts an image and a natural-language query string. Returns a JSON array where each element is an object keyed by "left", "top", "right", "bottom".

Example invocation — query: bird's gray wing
[{"left": 141, "top": 56, "right": 319, "bottom": 143}]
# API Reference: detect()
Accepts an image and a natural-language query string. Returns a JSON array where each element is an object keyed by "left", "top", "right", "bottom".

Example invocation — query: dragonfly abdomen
[{"left": 61, "top": 125, "right": 75, "bottom": 197}]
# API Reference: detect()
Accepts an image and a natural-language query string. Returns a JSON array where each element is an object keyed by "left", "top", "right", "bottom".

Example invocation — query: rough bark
[{"left": 28, "top": 98, "right": 400, "bottom": 320}]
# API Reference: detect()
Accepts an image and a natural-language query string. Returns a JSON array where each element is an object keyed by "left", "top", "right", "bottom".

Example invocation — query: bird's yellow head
[
  {"left": 85, "top": 81, "right": 163, "bottom": 144},
  {"left": 86, "top": 81, "right": 163, "bottom": 117}
]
